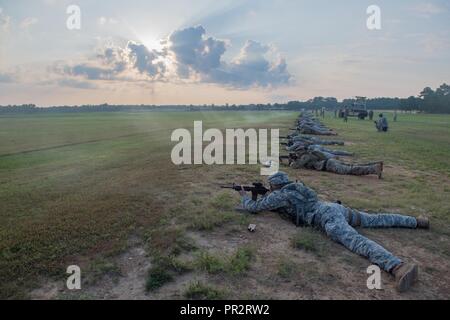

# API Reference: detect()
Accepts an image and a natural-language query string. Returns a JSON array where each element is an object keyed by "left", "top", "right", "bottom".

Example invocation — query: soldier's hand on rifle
[{"left": 238, "top": 185, "right": 247, "bottom": 197}]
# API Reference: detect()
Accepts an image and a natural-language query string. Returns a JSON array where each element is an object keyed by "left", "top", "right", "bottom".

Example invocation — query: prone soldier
[{"left": 232, "top": 172, "right": 429, "bottom": 292}]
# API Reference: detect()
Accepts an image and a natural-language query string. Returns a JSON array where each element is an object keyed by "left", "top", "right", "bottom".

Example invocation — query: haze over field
[{"left": 0, "top": 0, "right": 450, "bottom": 106}]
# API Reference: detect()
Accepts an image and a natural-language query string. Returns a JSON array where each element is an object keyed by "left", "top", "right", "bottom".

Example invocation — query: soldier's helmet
[{"left": 268, "top": 171, "right": 291, "bottom": 186}]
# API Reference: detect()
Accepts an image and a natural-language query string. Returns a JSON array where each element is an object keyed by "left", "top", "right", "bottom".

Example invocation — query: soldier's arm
[
  {"left": 311, "top": 150, "right": 329, "bottom": 161},
  {"left": 296, "top": 154, "right": 313, "bottom": 167},
  {"left": 242, "top": 192, "right": 289, "bottom": 213}
]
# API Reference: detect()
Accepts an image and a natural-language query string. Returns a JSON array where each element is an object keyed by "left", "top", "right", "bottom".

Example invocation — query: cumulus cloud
[
  {"left": 60, "top": 25, "right": 291, "bottom": 88},
  {"left": 127, "top": 42, "right": 166, "bottom": 77},
  {"left": 208, "top": 40, "right": 291, "bottom": 87},
  {"left": 169, "top": 25, "right": 226, "bottom": 76}
]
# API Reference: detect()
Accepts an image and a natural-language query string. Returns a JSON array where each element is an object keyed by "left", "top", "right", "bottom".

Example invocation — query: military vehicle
[{"left": 339, "top": 96, "right": 368, "bottom": 120}]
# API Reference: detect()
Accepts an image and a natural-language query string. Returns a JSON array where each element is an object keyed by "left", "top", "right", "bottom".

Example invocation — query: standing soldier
[
  {"left": 369, "top": 110, "right": 374, "bottom": 121},
  {"left": 344, "top": 108, "right": 349, "bottom": 123},
  {"left": 394, "top": 110, "right": 398, "bottom": 122}
]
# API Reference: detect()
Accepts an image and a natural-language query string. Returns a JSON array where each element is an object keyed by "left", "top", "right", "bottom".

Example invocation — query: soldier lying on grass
[
  {"left": 234, "top": 171, "right": 430, "bottom": 292},
  {"left": 283, "top": 147, "right": 383, "bottom": 178}
]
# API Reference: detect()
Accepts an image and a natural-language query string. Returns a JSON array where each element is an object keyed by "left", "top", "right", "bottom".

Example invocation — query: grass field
[{"left": 0, "top": 111, "right": 449, "bottom": 299}]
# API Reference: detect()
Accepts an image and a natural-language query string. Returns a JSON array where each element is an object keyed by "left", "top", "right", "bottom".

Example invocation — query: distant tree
[{"left": 418, "top": 84, "right": 450, "bottom": 113}]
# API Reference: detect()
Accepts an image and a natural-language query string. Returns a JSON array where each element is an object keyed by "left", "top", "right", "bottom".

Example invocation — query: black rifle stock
[{"left": 279, "top": 153, "right": 298, "bottom": 165}]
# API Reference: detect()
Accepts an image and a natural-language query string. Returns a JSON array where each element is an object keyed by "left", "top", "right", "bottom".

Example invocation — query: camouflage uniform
[
  {"left": 308, "top": 145, "right": 353, "bottom": 157},
  {"left": 297, "top": 125, "right": 337, "bottom": 136},
  {"left": 241, "top": 172, "right": 418, "bottom": 272},
  {"left": 290, "top": 149, "right": 380, "bottom": 177},
  {"left": 286, "top": 142, "right": 351, "bottom": 157},
  {"left": 289, "top": 135, "right": 345, "bottom": 146},
  {"left": 325, "top": 158, "right": 380, "bottom": 176},
  {"left": 376, "top": 116, "right": 389, "bottom": 132}
]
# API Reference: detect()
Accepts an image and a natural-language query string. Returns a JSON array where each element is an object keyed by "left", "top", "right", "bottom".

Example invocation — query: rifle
[
  {"left": 220, "top": 183, "right": 269, "bottom": 201},
  {"left": 279, "top": 153, "right": 298, "bottom": 165}
]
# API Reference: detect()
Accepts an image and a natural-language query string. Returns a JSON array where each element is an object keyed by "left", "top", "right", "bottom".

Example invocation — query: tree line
[{"left": 1, "top": 83, "right": 449, "bottom": 114}]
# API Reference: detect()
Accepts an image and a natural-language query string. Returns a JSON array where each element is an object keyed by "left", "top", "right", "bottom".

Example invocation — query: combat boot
[
  {"left": 416, "top": 217, "right": 430, "bottom": 229},
  {"left": 391, "top": 263, "right": 419, "bottom": 292}
]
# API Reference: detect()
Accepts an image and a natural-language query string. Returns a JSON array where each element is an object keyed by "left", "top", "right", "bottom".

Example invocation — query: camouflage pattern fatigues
[
  {"left": 376, "top": 116, "right": 389, "bottom": 132},
  {"left": 294, "top": 114, "right": 337, "bottom": 136},
  {"left": 325, "top": 158, "right": 380, "bottom": 176},
  {"left": 290, "top": 149, "right": 380, "bottom": 177},
  {"left": 286, "top": 142, "right": 352, "bottom": 157},
  {"left": 241, "top": 182, "right": 417, "bottom": 271},
  {"left": 288, "top": 135, "right": 344, "bottom": 146},
  {"left": 309, "top": 145, "right": 353, "bottom": 157}
]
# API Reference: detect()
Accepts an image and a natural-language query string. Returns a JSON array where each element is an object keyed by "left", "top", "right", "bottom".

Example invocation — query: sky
[{"left": 0, "top": 0, "right": 449, "bottom": 106}]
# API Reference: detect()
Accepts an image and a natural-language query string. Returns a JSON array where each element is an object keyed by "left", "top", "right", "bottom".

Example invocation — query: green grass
[
  {"left": 188, "top": 210, "right": 235, "bottom": 231},
  {"left": 146, "top": 265, "right": 174, "bottom": 292},
  {"left": 322, "top": 112, "right": 450, "bottom": 175},
  {"left": 0, "top": 111, "right": 293, "bottom": 298},
  {"left": 291, "top": 228, "right": 326, "bottom": 255},
  {"left": 194, "top": 251, "right": 226, "bottom": 274},
  {"left": 184, "top": 281, "right": 226, "bottom": 300},
  {"left": 193, "top": 246, "right": 256, "bottom": 276},
  {"left": 305, "top": 112, "right": 450, "bottom": 226},
  {"left": 227, "top": 246, "right": 256, "bottom": 275},
  {"left": 277, "top": 258, "right": 298, "bottom": 279},
  {"left": 84, "top": 259, "right": 122, "bottom": 285},
  {"left": 1, "top": 111, "right": 450, "bottom": 298},
  {"left": 145, "top": 255, "right": 192, "bottom": 292}
]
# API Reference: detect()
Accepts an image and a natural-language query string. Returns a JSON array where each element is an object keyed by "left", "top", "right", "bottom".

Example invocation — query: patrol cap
[{"left": 268, "top": 171, "right": 291, "bottom": 186}]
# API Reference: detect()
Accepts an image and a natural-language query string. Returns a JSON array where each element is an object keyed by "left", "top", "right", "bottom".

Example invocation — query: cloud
[
  {"left": 127, "top": 42, "right": 166, "bottom": 77},
  {"left": 62, "top": 63, "right": 117, "bottom": 80},
  {"left": 169, "top": 25, "right": 226, "bottom": 76},
  {"left": 211, "top": 40, "right": 291, "bottom": 87},
  {"left": 0, "top": 8, "right": 11, "bottom": 32},
  {"left": 167, "top": 26, "right": 290, "bottom": 87},
  {"left": 59, "top": 25, "right": 291, "bottom": 88},
  {"left": 20, "top": 17, "right": 39, "bottom": 29}
]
